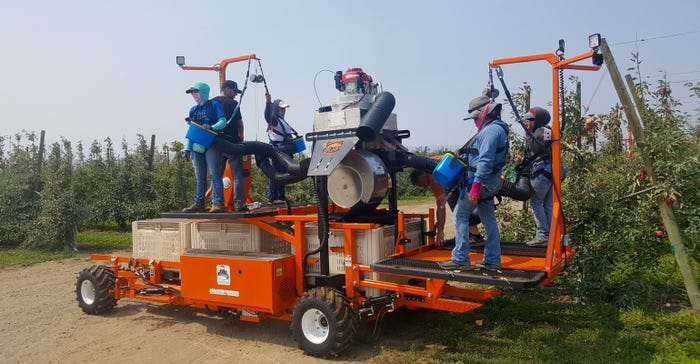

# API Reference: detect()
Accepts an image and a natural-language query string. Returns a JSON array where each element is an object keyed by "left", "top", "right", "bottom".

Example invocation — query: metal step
[
  {"left": 371, "top": 256, "right": 546, "bottom": 289},
  {"left": 472, "top": 241, "right": 548, "bottom": 258}
]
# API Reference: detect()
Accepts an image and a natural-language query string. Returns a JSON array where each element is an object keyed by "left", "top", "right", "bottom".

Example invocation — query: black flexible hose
[
  {"left": 356, "top": 92, "right": 396, "bottom": 142},
  {"left": 211, "top": 137, "right": 309, "bottom": 184},
  {"left": 499, "top": 175, "right": 533, "bottom": 201},
  {"left": 396, "top": 151, "right": 439, "bottom": 173},
  {"left": 302, "top": 176, "right": 330, "bottom": 291}
]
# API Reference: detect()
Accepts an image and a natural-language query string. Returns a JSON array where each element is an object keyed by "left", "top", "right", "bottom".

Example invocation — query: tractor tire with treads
[
  {"left": 76, "top": 265, "right": 117, "bottom": 315},
  {"left": 290, "top": 287, "right": 358, "bottom": 357}
]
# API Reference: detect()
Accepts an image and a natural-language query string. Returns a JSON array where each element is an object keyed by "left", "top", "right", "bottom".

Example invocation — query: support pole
[
  {"left": 601, "top": 38, "right": 699, "bottom": 309},
  {"left": 148, "top": 134, "right": 156, "bottom": 170}
]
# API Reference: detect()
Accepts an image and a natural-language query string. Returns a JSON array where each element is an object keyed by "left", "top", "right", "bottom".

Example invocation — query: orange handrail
[{"left": 490, "top": 46, "right": 601, "bottom": 275}]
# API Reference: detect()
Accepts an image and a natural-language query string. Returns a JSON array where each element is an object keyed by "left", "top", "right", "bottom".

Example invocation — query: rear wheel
[
  {"left": 76, "top": 265, "right": 117, "bottom": 315},
  {"left": 290, "top": 287, "right": 358, "bottom": 357}
]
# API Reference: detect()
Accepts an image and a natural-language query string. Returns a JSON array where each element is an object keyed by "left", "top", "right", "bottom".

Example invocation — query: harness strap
[{"left": 465, "top": 144, "right": 508, "bottom": 155}]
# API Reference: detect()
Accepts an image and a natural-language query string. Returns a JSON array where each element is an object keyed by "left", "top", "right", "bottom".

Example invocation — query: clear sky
[{"left": 2, "top": 0, "right": 698, "bottom": 150}]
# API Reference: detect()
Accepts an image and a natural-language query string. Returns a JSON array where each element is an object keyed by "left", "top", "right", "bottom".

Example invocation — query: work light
[{"left": 588, "top": 33, "right": 601, "bottom": 49}]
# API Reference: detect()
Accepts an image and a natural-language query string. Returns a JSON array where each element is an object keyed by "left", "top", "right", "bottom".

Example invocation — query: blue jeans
[
  {"left": 192, "top": 148, "right": 224, "bottom": 205},
  {"left": 530, "top": 173, "right": 553, "bottom": 241},
  {"left": 452, "top": 181, "right": 502, "bottom": 266},
  {"left": 227, "top": 156, "right": 246, "bottom": 209}
]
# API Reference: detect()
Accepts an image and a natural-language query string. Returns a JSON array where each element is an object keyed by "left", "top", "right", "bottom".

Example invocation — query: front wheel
[
  {"left": 76, "top": 265, "right": 117, "bottom": 315},
  {"left": 290, "top": 287, "right": 358, "bottom": 357}
]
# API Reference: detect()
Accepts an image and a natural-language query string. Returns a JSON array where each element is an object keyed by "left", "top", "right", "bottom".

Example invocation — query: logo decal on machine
[
  {"left": 322, "top": 141, "right": 343, "bottom": 154},
  {"left": 216, "top": 264, "right": 230, "bottom": 286}
]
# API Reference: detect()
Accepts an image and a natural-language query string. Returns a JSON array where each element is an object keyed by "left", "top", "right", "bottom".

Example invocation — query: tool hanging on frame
[{"left": 249, "top": 59, "right": 270, "bottom": 95}]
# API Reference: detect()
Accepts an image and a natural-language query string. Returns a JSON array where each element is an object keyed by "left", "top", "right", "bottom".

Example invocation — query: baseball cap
[{"left": 221, "top": 80, "right": 242, "bottom": 93}]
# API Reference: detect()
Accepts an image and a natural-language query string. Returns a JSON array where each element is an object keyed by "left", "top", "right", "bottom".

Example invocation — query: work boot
[
  {"left": 475, "top": 261, "right": 501, "bottom": 271},
  {"left": 437, "top": 260, "right": 475, "bottom": 271},
  {"left": 181, "top": 204, "right": 206, "bottom": 213},
  {"left": 526, "top": 239, "right": 548, "bottom": 247},
  {"left": 209, "top": 204, "right": 228, "bottom": 213},
  {"left": 235, "top": 205, "right": 249, "bottom": 213}
]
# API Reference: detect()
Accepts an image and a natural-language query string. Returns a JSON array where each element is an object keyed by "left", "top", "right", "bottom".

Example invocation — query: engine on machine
[{"left": 307, "top": 68, "right": 406, "bottom": 219}]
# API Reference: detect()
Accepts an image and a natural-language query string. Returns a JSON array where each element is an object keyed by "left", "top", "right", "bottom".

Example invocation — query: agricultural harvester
[{"left": 76, "top": 36, "right": 603, "bottom": 357}]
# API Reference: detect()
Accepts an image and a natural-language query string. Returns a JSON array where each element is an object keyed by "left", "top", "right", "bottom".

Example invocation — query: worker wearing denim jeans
[
  {"left": 522, "top": 107, "right": 563, "bottom": 247},
  {"left": 439, "top": 91, "right": 509, "bottom": 271},
  {"left": 182, "top": 81, "right": 227, "bottom": 213},
  {"left": 212, "top": 80, "right": 248, "bottom": 212}
]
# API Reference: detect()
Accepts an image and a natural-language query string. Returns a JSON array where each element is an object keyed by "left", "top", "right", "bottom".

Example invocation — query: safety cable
[
  {"left": 559, "top": 60, "right": 567, "bottom": 131},
  {"left": 256, "top": 59, "right": 270, "bottom": 95},
  {"left": 226, "top": 57, "right": 253, "bottom": 126},
  {"left": 312, "top": 70, "right": 334, "bottom": 107}
]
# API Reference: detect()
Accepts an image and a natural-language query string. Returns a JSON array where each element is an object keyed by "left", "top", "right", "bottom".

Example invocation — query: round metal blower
[{"left": 327, "top": 149, "right": 390, "bottom": 209}]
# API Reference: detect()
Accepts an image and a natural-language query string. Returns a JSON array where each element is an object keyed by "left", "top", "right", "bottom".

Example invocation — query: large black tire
[
  {"left": 290, "top": 287, "right": 358, "bottom": 357},
  {"left": 76, "top": 265, "right": 117, "bottom": 315}
]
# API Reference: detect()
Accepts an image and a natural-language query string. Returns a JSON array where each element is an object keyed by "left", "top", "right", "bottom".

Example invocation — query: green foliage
[
  {"left": 554, "top": 73, "right": 699, "bottom": 308},
  {"left": 153, "top": 141, "right": 195, "bottom": 212},
  {"left": 0, "top": 132, "right": 42, "bottom": 247},
  {"left": 23, "top": 140, "right": 82, "bottom": 250}
]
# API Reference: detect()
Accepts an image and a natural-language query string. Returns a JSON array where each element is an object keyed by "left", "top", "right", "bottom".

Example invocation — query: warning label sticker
[
  {"left": 209, "top": 288, "right": 239, "bottom": 297},
  {"left": 216, "top": 264, "right": 231, "bottom": 286}
]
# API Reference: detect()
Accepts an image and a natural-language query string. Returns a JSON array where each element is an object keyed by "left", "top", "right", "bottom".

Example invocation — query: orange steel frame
[
  {"left": 179, "top": 54, "right": 259, "bottom": 88},
  {"left": 490, "top": 49, "right": 601, "bottom": 280},
  {"left": 90, "top": 205, "right": 499, "bottom": 322}
]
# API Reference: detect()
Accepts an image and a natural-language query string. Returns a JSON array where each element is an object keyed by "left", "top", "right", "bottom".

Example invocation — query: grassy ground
[
  {"left": 374, "top": 290, "right": 699, "bottom": 364},
  {"left": 0, "top": 228, "right": 131, "bottom": 269}
]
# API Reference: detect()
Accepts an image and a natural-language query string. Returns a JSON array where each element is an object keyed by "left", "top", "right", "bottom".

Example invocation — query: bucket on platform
[
  {"left": 185, "top": 122, "right": 218, "bottom": 147},
  {"left": 432, "top": 152, "right": 467, "bottom": 189},
  {"left": 291, "top": 136, "right": 306, "bottom": 153}
]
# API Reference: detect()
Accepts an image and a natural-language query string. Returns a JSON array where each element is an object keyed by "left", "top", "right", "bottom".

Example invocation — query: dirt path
[
  {"left": 0, "top": 200, "right": 461, "bottom": 363},
  {"left": 0, "top": 252, "right": 399, "bottom": 363}
]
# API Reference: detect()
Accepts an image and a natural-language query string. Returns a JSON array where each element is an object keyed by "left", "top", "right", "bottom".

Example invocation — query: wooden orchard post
[{"left": 601, "top": 38, "right": 699, "bottom": 309}]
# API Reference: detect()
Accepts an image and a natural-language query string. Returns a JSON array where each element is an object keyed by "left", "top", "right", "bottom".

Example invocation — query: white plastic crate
[
  {"left": 304, "top": 218, "right": 425, "bottom": 297},
  {"left": 403, "top": 218, "right": 425, "bottom": 251},
  {"left": 304, "top": 218, "right": 425, "bottom": 273},
  {"left": 304, "top": 223, "right": 393, "bottom": 275},
  {"left": 132, "top": 218, "right": 192, "bottom": 262},
  {"left": 190, "top": 219, "right": 292, "bottom": 254},
  {"left": 260, "top": 232, "right": 292, "bottom": 254}
]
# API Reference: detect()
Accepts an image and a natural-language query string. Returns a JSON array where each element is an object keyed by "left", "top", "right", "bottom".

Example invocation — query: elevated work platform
[{"left": 372, "top": 242, "right": 552, "bottom": 289}]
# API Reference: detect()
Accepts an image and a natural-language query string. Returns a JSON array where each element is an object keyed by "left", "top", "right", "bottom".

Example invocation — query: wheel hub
[
  {"left": 301, "top": 308, "right": 329, "bottom": 344},
  {"left": 80, "top": 280, "right": 96, "bottom": 305}
]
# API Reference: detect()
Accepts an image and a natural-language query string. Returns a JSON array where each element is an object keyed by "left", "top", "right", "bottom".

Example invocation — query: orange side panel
[{"left": 179, "top": 251, "right": 296, "bottom": 315}]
